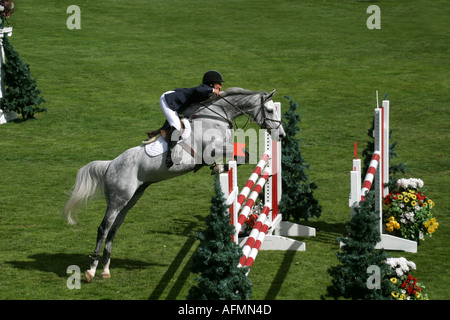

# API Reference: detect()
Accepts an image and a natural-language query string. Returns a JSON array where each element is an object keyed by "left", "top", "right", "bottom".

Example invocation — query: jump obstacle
[
  {"left": 220, "top": 102, "right": 316, "bottom": 271},
  {"left": 0, "top": 26, "right": 18, "bottom": 125},
  {"left": 349, "top": 97, "right": 417, "bottom": 253}
]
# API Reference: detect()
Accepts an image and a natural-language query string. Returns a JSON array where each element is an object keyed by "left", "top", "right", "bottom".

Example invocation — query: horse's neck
[{"left": 186, "top": 93, "right": 259, "bottom": 123}]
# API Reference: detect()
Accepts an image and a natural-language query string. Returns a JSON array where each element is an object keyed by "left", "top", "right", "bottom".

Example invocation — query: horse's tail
[{"left": 63, "top": 160, "right": 111, "bottom": 225}]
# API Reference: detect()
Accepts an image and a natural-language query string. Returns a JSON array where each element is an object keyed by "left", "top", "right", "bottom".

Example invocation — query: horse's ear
[{"left": 264, "top": 89, "right": 277, "bottom": 101}]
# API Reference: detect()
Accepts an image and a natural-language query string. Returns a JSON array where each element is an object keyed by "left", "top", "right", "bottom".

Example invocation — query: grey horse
[{"left": 63, "top": 87, "right": 285, "bottom": 282}]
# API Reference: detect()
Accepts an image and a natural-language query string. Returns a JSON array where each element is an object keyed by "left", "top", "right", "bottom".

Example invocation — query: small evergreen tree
[
  {"left": 327, "top": 191, "right": 393, "bottom": 300},
  {"left": 1, "top": 37, "right": 46, "bottom": 120},
  {"left": 278, "top": 95, "right": 321, "bottom": 221},
  {"left": 188, "top": 175, "right": 252, "bottom": 300}
]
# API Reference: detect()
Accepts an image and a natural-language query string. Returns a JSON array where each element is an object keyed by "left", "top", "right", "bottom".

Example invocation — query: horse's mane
[
  {"left": 181, "top": 87, "right": 266, "bottom": 117},
  {"left": 221, "top": 87, "right": 266, "bottom": 97}
]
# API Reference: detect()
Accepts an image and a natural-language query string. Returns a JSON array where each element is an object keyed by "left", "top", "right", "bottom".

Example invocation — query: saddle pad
[
  {"left": 144, "top": 119, "right": 191, "bottom": 157},
  {"left": 144, "top": 135, "right": 168, "bottom": 157}
]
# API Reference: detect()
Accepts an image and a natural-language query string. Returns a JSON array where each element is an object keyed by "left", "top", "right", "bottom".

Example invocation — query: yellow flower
[
  {"left": 398, "top": 195, "right": 403, "bottom": 200},
  {"left": 404, "top": 197, "right": 410, "bottom": 203},
  {"left": 399, "top": 294, "right": 406, "bottom": 300},
  {"left": 391, "top": 291, "right": 399, "bottom": 299},
  {"left": 390, "top": 278, "right": 397, "bottom": 284},
  {"left": 388, "top": 216, "right": 395, "bottom": 222},
  {"left": 415, "top": 292, "right": 421, "bottom": 299},
  {"left": 411, "top": 201, "right": 417, "bottom": 206},
  {"left": 411, "top": 194, "right": 417, "bottom": 200}
]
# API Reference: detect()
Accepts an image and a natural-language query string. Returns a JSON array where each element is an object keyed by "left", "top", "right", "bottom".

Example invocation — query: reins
[{"left": 190, "top": 93, "right": 282, "bottom": 131}]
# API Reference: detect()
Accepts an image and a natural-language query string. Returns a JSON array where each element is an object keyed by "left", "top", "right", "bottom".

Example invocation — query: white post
[
  {"left": 373, "top": 108, "right": 383, "bottom": 233},
  {"left": 349, "top": 159, "right": 361, "bottom": 216},
  {"left": 381, "top": 100, "right": 390, "bottom": 198},
  {"left": 371, "top": 100, "right": 417, "bottom": 252},
  {"left": 0, "top": 26, "right": 17, "bottom": 124},
  {"left": 220, "top": 160, "right": 238, "bottom": 243}
]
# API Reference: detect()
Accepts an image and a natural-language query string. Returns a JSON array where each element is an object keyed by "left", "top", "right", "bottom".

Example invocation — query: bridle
[{"left": 193, "top": 93, "right": 283, "bottom": 131}]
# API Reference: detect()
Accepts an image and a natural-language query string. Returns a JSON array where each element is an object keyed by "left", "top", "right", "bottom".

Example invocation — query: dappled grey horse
[{"left": 63, "top": 87, "right": 285, "bottom": 282}]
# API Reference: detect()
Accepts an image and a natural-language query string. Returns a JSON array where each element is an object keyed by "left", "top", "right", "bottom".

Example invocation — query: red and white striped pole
[
  {"left": 242, "top": 206, "right": 272, "bottom": 269},
  {"left": 235, "top": 152, "right": 270, "bottom": 214},
  {"left": 361, "top": 150, "right": 381, "bottom": 201},
  {"left": 238, "top": 205, "right": 271, "bottom": 267},
  {"left": 235, "top": 167, "right": 271, "bottom": 235}
]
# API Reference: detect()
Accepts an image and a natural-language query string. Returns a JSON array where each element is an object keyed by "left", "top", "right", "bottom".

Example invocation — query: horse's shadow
[{"left": 6, "top": 252, "right": 162, "bottom": 278}]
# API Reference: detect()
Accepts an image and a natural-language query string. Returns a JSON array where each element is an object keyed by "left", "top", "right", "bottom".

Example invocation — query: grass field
[{"left": 0, "top": 0, "right": 448, "bottom": 300}]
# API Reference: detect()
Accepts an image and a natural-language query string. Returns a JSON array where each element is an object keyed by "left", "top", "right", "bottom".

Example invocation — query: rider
[{"left": 157, "top": 70, "right": 225, "bottom": 167}]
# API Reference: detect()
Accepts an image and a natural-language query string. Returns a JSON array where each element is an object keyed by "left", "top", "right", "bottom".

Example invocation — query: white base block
[
  {"left": 0, "top": 109, "right": 18, "bottom": 124},
  {"left": 376, "top": 234, "right": 417, "bottom": 253},
  {"left": 279, "top": 221, "right": 316, "bottom": 237},
  {"left": 340, "top": 234, "right": 418, "bottom": 253},
  {"left": 239, "top": 235, "right": 306, "bottom": 251}
]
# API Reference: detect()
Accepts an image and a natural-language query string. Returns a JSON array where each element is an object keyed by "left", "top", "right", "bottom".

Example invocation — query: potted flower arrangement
[
  {"left": 0, "top": 0, "right": 14, "bottom": 23},
  {"left": 386, "top": 257, "right": 429, "bottom": 300},
  {"left": 242, "top": 201, "right": 264, "bottom": 236},
  {"left": 383, "top": 178, "right": 438, "bottom": 242}
]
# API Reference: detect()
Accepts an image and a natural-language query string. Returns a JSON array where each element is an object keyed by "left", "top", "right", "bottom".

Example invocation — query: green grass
[{"left": 0, "top": 0, "right": 449, "bottom": 300}]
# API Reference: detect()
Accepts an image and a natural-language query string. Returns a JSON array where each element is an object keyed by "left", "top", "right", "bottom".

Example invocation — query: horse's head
[{"left": 257, "top": 89, "right": 286, "bottom": 141}]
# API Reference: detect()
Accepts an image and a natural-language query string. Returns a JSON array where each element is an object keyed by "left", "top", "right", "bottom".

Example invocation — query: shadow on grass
[
  {"left": 148, "top": 235, "right": 196, "bottom": 300},
  {"left": 263, "top": 220, "right": 347, "bottom": 299},
  {"left": 147, "top": 217, "right": 203, "bottom": 300},
  {"left": 5, "top": 253, "right": 162, "bottom": 278}
]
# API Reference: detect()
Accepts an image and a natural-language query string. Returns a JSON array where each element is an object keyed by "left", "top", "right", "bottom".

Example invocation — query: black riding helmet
[{"left": 202, "top": 70, "right": 225, "bottom": 85}]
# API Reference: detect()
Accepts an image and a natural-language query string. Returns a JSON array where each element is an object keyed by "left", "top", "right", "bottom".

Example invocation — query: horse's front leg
[{"left": 209, "top": 140, "right": 249, "bottom": 174}]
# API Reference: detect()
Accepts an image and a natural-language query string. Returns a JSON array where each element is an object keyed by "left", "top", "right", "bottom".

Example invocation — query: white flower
[
  {"left": 0, "top": 5, "right": 4, "bottom": 12},
  {"left": 386, "top": 257, "right": 416, "bottom": 277},
  {"left": 397, "top": 178, "right": 424, "bottom": 189},
  {"left": 405, "top": 212, "right": 415, "bottom": 222}
]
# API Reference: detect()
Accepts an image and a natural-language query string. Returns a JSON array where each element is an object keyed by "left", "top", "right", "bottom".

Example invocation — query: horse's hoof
[
  {"left": 101, "top": 272, "right": 111, "bottom": 279},
  {"left": 85, "top": 270, "right": 95, "bottom": 283}
]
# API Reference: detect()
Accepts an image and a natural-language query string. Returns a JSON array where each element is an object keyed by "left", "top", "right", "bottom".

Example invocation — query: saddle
[{"left": 143, "top": 118, "right": 199, "bottom": 166}]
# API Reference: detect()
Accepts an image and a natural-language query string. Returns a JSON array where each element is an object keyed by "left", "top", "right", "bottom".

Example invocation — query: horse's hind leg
[
  {"left": 86, "top": 205, "right": 121, "bottom": 282},
  {"left": 85, "top": 186, "right": 138, "bottom": 282},
  {"left": 100, "top": 183, "right": 150, "bottom": 279}
]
